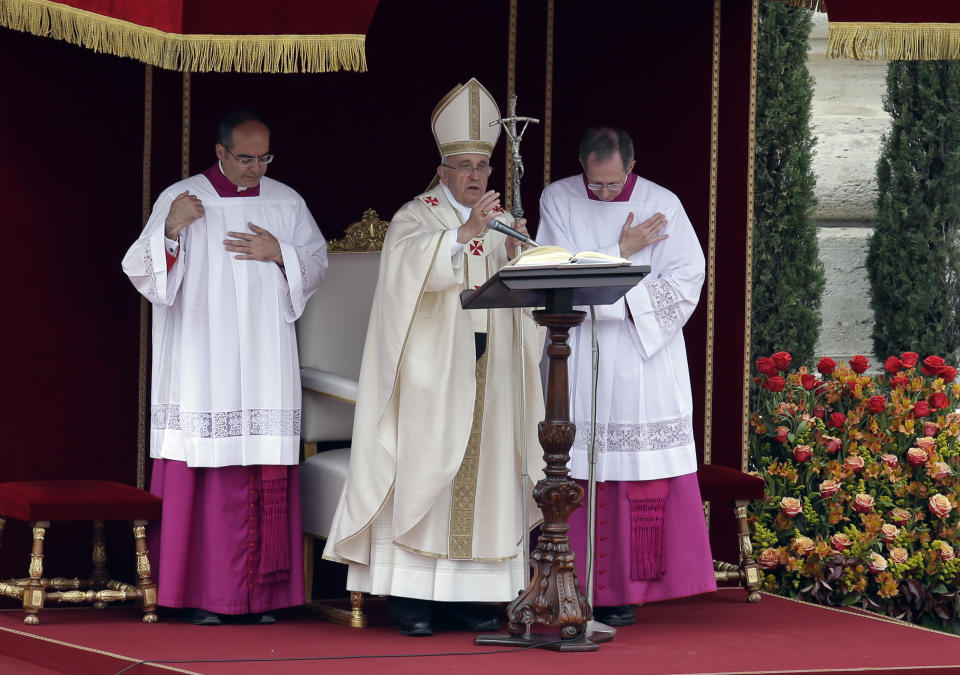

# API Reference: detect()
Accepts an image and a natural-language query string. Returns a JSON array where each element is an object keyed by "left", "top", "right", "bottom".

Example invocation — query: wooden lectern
[{"left": 461, "top": 263, "right": 649, "bottom": 651}]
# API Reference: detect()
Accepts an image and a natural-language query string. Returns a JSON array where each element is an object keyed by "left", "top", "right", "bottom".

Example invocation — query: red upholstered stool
[
  {"left": 697, "top": 464, "right": 766, "bottom": 602},
  {"left": 0, "top": 480, "right": 162, "bottom": 624}
]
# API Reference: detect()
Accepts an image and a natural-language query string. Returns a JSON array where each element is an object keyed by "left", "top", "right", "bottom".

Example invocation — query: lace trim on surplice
[
  {"left": 151, "top": 404, "right": 301, "bottom": 438},
  {"left": 646, "top": 278, "right": 684, "bottom": 341},
  {"left": 572, "top": 417, "right": 694, "bottom": 455},
  {"left": 144, "top": 246, "right": 159, "bottom": 303}
]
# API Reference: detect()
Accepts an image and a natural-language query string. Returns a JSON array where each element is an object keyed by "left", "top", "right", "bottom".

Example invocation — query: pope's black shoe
[
  {"left": 388, "top": 595, "right": 433, "bottom": 637},
  {"left": 435, "top": 602, "right": 500, "bottom": 632},
  {"left": 182, "top": 607, "right": 221, "bottom": 626},
  {"left": 592, "top": 604, "right": 636, "bottom": 626}
]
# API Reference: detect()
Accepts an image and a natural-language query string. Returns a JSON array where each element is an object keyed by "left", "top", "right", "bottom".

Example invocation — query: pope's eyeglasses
[{"left": 442, "top": 163, "right": 493, "bottom": 177}]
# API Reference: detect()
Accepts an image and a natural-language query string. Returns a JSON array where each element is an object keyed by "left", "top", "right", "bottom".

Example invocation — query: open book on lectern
[{"left": 507, "top": 245, "right": 630, "bottom": 268}]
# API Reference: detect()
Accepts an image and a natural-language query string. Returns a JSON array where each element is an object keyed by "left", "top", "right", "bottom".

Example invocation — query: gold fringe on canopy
[
  {"left": 0, "top": 0, "right": 368, "bottom": 73},
  {"left": 770, "top": 0, "right": 824, "bottom": 12},
  {"left": 828, "top": 21, "right": 960, "bottom": 61}
]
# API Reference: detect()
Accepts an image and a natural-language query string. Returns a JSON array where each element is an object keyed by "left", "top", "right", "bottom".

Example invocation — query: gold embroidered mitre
[{"left": 431, "top": 78, "right": 501, "bottom": 158}]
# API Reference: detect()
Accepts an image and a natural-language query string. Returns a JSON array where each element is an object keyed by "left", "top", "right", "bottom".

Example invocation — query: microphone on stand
[{"left": 486, "top": 217, "right": 540, "bottom": 248}]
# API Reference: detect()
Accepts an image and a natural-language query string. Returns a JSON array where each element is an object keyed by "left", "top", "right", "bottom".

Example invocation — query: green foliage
[
  {"left": 753, "top": 1, "right": 824, "bottom": 377},
  {"left": 868, "top": 61, "right": 960, "bottom": 360}
]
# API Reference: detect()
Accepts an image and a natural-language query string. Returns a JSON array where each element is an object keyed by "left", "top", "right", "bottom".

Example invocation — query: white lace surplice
[
  {"left": 122, "top": 174, "right": 328, "bottom": 468},
  {"left": 538, "top": 175, "right": 705, "bottom": 482}
]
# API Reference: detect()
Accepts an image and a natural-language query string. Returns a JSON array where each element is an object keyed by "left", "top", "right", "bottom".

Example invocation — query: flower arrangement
[{"left": 750, "top": 350, "right": 960, "bottom": 632}]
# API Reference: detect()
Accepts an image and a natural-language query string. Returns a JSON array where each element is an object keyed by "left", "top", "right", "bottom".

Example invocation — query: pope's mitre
[{"left": 431, "top": 78, "right": 501, "bottom": 158}]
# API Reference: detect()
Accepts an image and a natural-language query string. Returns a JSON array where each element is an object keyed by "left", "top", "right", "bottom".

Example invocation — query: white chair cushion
[{"left": 300, "top": 447, "right": 352, "bottom": 538}]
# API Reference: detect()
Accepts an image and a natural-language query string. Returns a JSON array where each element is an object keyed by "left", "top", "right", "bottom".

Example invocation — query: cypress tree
[
  {"left": 867, "top": 61, "right": 960, "bottom": 360},
  {"left": 752, "top": 1, "right": 823, "bottom": 370}
]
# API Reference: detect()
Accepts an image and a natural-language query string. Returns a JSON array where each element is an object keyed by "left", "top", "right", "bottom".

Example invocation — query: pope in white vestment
[
  {"left": 537, "top": 127, "right": 716, "bottom": 626},
  {"left": 323, "top": 79, "right": 544, "bottom": 636},
  {"left": 122, "top": 112, "right": 328, "bottom": 623}
]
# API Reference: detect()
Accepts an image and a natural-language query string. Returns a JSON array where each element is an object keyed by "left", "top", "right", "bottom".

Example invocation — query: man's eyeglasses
[
  {"left": 227, "top": 149, "right": 275, "bottom": 167},
  {"left": 442, "top": 163, "right": 493, "bottom": 177},
  {"left": 587, "top": 176, "right": 626, "bottom": 192}
]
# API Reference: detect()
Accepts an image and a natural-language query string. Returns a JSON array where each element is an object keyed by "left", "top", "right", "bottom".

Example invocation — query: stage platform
[{"left": 1, "top": 588, "right": 959, "bottom": 674}]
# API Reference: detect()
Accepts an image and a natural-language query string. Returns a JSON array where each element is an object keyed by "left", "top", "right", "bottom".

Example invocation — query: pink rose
[
  {"left": 793, "top": 445, "right": 813, "bottom": 463},
  {"left": 771, "top": 351, "right": 792, "bottom": 371},
  {"left": 880, "top": 523, "right": 900, "bottom": 542},
  {"left": 930, "top": 461, "right": 951, "bottom": 481},
  {"left": 923, "top": 422, "right": 940, "bottom": 437},
  {"left": 831, "top": 533, "right": 851, "bottom": 551},
  {"left": 853, "top": 493, "right": 875, "bottom": 513},
  {"left": 900, "top": 352, "right": 919, "bottom": 368},
  {"left": 906, "top": 447, "right": 928, "bottom": 468},
  {"left": 916, "top": 436, "right": 937, "bottom": 452},
  {"left": 850, "top": 355, "right": 870, "bottom": 374},
  {"left": 764, "top": 376, "right": 786, "bottom": 393},
  {"left": 929, "top": 493, "right": 953, "bottom": 518},
  {"left": 756, "top": 357, "right": 778, "bottom": 377},
  {"left": 792, "top": 536, "right": 814, "bottom": 555},
  {"left": 819, "top": 479, "right": 842, "bottom": 497},
  {"left": 813, "top": 404, "right": 826, "bottom": 419},
  {"left": 758, "top": 548, "right": 780, "bottom": 570},
  {"left": 889, "top": 547, "right": 909, "bottom": 564},
  {"left": 880, "top": 453, "right": 899, "bottom": 468},
  {"left": 780, "top": 497, "right": 803, "bottom": 518},
  {"left": 867, "top": 552, "right": 888, "bottom": 573},
  {"left": 817, "top": 357, "right": 837, "bottom": 375},
  {"left": 889, "top": 507, "right": 911, "bottom": 526},
  {"left": 884, "top": 356, "right": 902, "bottom": 374},
  {"left": 938, "top": 542, "right": 955, "bottom": 560},
  {"left": 823, "top": 435, "right": 842, "bottom": 454},
  {"left": 844, "top": 455, "right": 865, "bottom": 473},
  {"left": 775, "top": 426, "right": 789, "bottom": 443}
]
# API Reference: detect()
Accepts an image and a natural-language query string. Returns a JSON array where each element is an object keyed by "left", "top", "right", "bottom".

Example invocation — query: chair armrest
[{"left": 301, "top": 367, "right": 359, "bottom": 404}]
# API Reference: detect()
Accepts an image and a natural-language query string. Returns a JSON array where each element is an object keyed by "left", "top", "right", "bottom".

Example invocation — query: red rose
[
  {"left": 801, "top": 373, "right": 819, "bottom": 390},
  {"left": 764, "top": 376, "right": 786, "bottom": 392},
  {"left": 900, "top": 352, "right": 919, "bottom": 368},
  {"left": 890, "top": 375, "right": 910, "bottom": 388},
  {"left": 813, "top": 404, "right": 826, "bottom": 419},
  {"left": 827, "top": 412, "right": 847, "bottom": 429},
  {"left": 850, "top": 355, "right": 870, "bottom": 374},
  {"left": 868, "top": 395, "right": 887, "bottom": 414},
  {"left": 884, "top": 356, "right": 901, "bottom": 374},
  {"left": 913, "top": 400, "right": 931, "bottom": 418},
  {"left": 923, "top": 355, "right": 946, "bottom": 376},
  {"left": 941, "top": 365, "right": 958, "bottom": 383},
  {"left": 756, "top": 357, "right": 778, "bottom": 377},
  {"left": 771, "top": 351, "right": 792, "bottom": 371},
  {"left": 775, "top": 426, "right": 789, "bottom": 443},
  {"left": 793, "top": 444, "right": 813, "bottom": 463},
  {"left": 817, "top": 357, "right": 837, "bottom": 375},
  {"left": 929, "top": 392, "right": 949, "bottom": 411}
]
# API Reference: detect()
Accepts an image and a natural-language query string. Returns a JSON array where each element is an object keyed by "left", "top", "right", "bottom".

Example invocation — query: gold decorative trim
[
  {"left": 741, "top": 0, "right": 760, "bottom": 472},
  {"left": 181, "top": 71, "right": 190, "bottom": 180},
  {"left": 505, "top": 0, "right": 518, "bottom": 210},
  {"left": 327, "top": 208, "right": 389, "bottom": 252},
  {"left": 137, "top": 63, "right": 153, "bottom": 491},
  {"left": 0, "top": 0, "right": 368, "bottom": 73},
  {"left": 543, "top": 0, "right": 555, "bottom": 188},
  {"left": 469, "top": 80, "right": 481, "bottom": 143},
  {"left": 703, "top": 0, "right": 722, "bottom": 466},
  {"left": 828, "top": 21, "right": 960, "bottom": 61},
  {"left": 448, "top": 352, "right": 487, "bottom": 559},
  {"left": 439, "top": 140, "right": 494, "bottom": 157}
]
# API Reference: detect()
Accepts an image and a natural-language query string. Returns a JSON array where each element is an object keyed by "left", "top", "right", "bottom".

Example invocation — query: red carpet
[{"left": 1, "top": 589, "right": 959, "bottom": 674}]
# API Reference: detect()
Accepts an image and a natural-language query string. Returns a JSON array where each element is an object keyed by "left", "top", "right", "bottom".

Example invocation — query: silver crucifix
[{"left": 490, "top": 93, "right": 540, "bottom": 220}]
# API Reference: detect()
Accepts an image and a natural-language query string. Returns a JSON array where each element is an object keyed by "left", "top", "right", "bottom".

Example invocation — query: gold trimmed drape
[{"left": 0, "top": 0, "right": 377, "bottom": 72}]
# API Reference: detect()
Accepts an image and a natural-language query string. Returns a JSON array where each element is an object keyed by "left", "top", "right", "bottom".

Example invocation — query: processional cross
[{"left": 490, "top": 93, "right": 540, "bottom": 220}]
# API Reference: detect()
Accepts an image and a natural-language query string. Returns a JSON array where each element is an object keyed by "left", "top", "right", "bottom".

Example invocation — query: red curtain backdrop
[
  {"left": 827, "top": 0, "right": 960, "bottom": 22},
  {"left": 44, "top": 0, "right": 380, "bottom": 35}
]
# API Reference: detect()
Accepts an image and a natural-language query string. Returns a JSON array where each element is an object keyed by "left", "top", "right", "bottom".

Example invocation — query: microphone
[{"left": 486, "top": 217, "right": 540, "bottom": 247}]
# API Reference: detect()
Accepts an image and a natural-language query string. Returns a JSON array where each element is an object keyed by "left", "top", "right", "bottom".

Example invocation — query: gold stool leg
[
  {"left": 132, "top": 520, "right": 158, "bottom": 623},
  {"left": 90, "top": 520, "right": 109, "bottom": 607},
  {"left": 23, "top": 522, "right": 48, "bottom": 625},
  {"left": 734, "top": 501, "right": 761, "bottom": 602}
]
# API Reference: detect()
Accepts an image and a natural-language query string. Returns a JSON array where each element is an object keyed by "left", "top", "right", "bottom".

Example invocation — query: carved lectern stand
[{"left": 461, "top": 263, "right": 649, "bottom": 651}]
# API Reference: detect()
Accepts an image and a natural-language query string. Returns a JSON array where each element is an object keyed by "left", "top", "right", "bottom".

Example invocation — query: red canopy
[
  {"left": 0, "top": 0, "right": 380, "bottom": 72},
  {"left": 775, "top": 0, "right": 960, "bottom": 60}
]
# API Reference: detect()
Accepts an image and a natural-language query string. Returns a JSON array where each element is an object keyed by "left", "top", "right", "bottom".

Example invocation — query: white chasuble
[
  {"left": 323, "top": 186, "right": 544, "bottom": 602},
  {"left": 537, "top": 175, "right": 705, "bottom": 482},
  {"left": 122, "top": 174, "right": 328, "bottom": 468}
]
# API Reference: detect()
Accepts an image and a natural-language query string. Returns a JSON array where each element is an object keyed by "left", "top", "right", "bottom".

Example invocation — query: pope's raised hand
[
  {"left": 165, "top": 191, "right": 204, "bottom": 239},
  {"left": 457, "top": 190, "right": 501, "bottom": 243},
  {"left": 618, "top": 211, "right": 668, "bottom": 259},
  {"left": 224, "top": 223, "right": 283, "bottom": 264}
]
